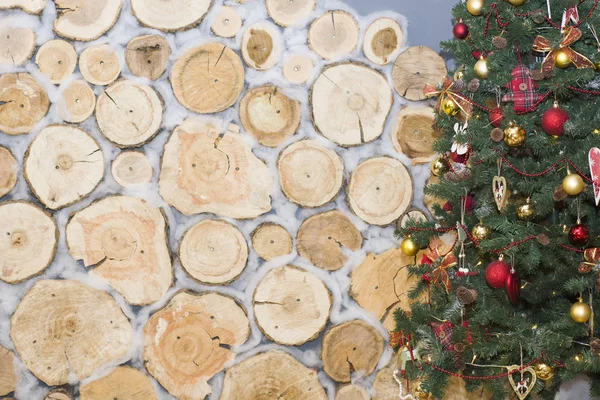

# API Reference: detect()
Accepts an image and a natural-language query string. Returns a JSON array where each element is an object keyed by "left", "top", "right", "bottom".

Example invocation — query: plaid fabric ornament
[
  {"left": 502, "top": 65, "right": 544, "bottom": 112},
  {"left": 431, "top": 322, "right": 455, "bottom": 350}
]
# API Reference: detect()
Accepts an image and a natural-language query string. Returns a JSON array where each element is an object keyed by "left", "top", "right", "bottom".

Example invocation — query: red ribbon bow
[
  {"left": 422, "top": 239, "right": 457, "bottom": 294},
  {"left": 532, "top": 27, "right": 594, "bottom": 73},
  {"left": 423, "top": 77, "right": 473, "bottom": 117}
]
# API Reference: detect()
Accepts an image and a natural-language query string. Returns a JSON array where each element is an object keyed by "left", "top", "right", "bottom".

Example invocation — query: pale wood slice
[
  {"left": 336, "top": 384, "right": 370, "bottom": 400},
  {"left": 0, "top": 346, "right": 17, "bottom": 396},
  {"left": 372, "top": 356, "right": 398, "bottom": 400},
  {"left": 381, "top": 301, "right": 402, "bottom": 333},
  {"left": 179, "top": 219, "right": 248, "bottom": 285},
  {"left": 297, "top": 210, "right": 362, "bottom": 271},
  {"left": 321, "top": 320, "right": 384, "bottom": 383},
  {"left": 0, "top": 73, "right": 49, "bottom": 135},
  {"left": 311, "top": 62, "right": 393, "bottom": 147},
  {"left": 251, "top": 223, "right": 293, "bottom": 260},
  {"left": 392, "top": 106, "right": 440, "bottom": 164},
  {"left": 0, "top": 0, "right": 44, "bottom": 13},
  {"left": 111, "top": 151, "right": 153, "bottom": 187},
  {"left": 0, "top": 201, "right": 57, "bottom": 284},
  {"left": 254, "top": 265, "right": 331, "bottom": 346},
  {"left": 159, "top": 118, "right": 273, "bottom": 218},
  {"left": 171, "top": 43, "right": 244, "bottom": 113},
  {"left": 56, "top": 79, "right": 96, "bottom": 123},
  {"left": 399, "top": 377, "right": 493, "bottom": 400},
  {"left": 96, "top": 79, "right": 163, "bottom": 147},
  {"left": 44, "top": 388, "right": 72, "bottom": 400},
  {"left": 36, "top": 40, "right": 78, "bottom": 84},
  {"left": 24, "top": 124, "right": 104, "bottom": 210},
  {"left": 347, "top": 157, "right": 413, "bottom": 226},
  {"left": 66, "top": 195, "right": 172, "bottom": 305},
  {"left": 220, "top": 351, "right": 327, "bottom": 400},
  {"left": 392, "top": 46, "right": 447, "bottom": 101},
  {"left": 79, "top": 44, "right": 121, "bottom": 86},
  {"left": 241, "top": 21, "right": 282, "bottom": 70},
  {"left": 211, "top": 6, "right": 242, "bottom": 38},
  {"left": 278, "top": 140, "right": 344, "bottom": 207},
  {"left": 423, "top": 176, "right": 446, "bottom": 217},
  {"left": 125, "top": 35, "right": 170, "bottom": 80},
  {"left": 0, "top": 27, "right": 35, "bottom": 66},
  {"left": 143, "top": 291, "right": 250, "bottom": 400},
  {"left": 266, "top": 0, "right": 316, "bottom": 27},
  {"left": 308, "top": 10, "right": 359, "bottom": 60},
  {"left": 10, "top": 280, "right": 132, "bottom": 386},
  {"left": 131, "top": 0, "right": 211, "bottom": 32},
  {"left": 363, "top": 18, "right": 403, "bottom": 65},
  {"left": 0, "top": 147, "right": 17, "bottom": 198},
  {"left": 80, "top": 366, "right": 157, "bottom": 400},
  {"left": 283, "top": 54, "right": 313, "bottom": 84},
  {"left": 53, "top": 0, "right": 122, "bottom": 41},
  {"left": 397, "top": 208, "right": 428, "bottom": 230},
  {"left": 239, "top": 85, "right": 301, "bottom": 147}
]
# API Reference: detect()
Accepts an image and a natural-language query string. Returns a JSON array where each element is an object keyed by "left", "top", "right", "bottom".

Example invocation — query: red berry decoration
[
  {"left": 505, "top": 268, "right": 520, "bottom": 305},
  {"left": 541, "top": 101, "right": 570, "bottom": 136},
  {"left": 453, "top": 20, "right": 469, "bottom": 40},
  {"left": 489, "top": 107, "right": 504, "bottom": 128},
  {"left": 569, "top": 222, "right": 590, "bottom": 246},
  {"left": 485, "top": 257, "right": 510, "bottom": 289}
]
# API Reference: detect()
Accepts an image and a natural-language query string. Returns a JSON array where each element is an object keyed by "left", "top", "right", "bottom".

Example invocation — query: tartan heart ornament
[
  {"left": 589, "top": 148, "right": 600, "bottom": 206},
  {"left": 502, "top": 64, "right": 544, "bottom": 113}
]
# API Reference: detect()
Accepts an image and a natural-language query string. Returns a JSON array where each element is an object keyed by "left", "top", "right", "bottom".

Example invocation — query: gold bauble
[
  {"left": 471, "top": 223, "right": 491, "bottom": 241},
  {"left": 503, "top": 121, "right": 526, "bottom": 147},
  {"left": 554, "top": 49, "right": 571, "bottom": 69},
  {"left": 562, "top": 173, "right": 585, "bottom": 195},
  {"left": 508, "top": 0, "right": 526, "bottom": 5},
  {"left": 401, "top": 237, "right": 420, "bottom": 257},
  {"left": 454, "top": 69, "right": 465, "bottom": 81},
  {"left": 516, "top": 198, "right": 536, "bottom": 221},
  {"left": 570, "top": 298, "right": 591, "bottom": 323},
  {"left": 430, "top": 157, "right": 447, "bottom": 177},
  {"left": 594, "top": 128, "right": 600, "bottom": 135},
  {"left": 467, "top": 0, "right": 485, "bottom": 16},
  {"left": 595, "top": 61, "right": 600, "bottom": 72},
  {"left": 442, "top": 97, "right": 459, "bottom": 116},
  {"left": 534, "top": 363, "right": 555, "bottom": 381},
  {"left": 413, "top": 380, "right": 432, "bottom": 400},
  {"left": 474, "top": 56, "right": 489, "bottom": 79}
]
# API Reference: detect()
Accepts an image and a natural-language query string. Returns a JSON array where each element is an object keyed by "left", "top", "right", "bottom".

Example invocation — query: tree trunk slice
[
  {"left": 253, "top": 265, "right": 331, "bottom": 346},
  {"left": 0, "top": 0, "right": 44, "bottom": 13},
  {"left": 211, "top": 6, "right": 242, "bottom": 38},
  {"left": 131, "top": 0, "right": 211, "bottom": 32},
  {"left": 179, "top": 219, "right": 248, "bottom": 285},
  {"left": 171, "top": 43, "right": 244, "bottom": 114},
  {"left": 239, "top": 85, "right": 301, "bottom": 147},
  {"left": 0, "top": 73, "right": 49, "bottom": 135},
  {"left": 0, "top": 346, "right": 17, "bottom": 396},
  {"left": 347, "top": 157, "right": 413, "bottom": 226},
  {"left": 44, "top": 388, "right": 72, "bottom": 400},
  {"left": 0, "top": 147, "right": 17, "bottom": 198},
  {"left": 10, "top": 280, "right": 132, "bottom": 386},
  {"left": 283, "top": 54, "right": 313, "bottom": 84},
  {"left": 241, "top": 21, "right": 282, "bottom": 70},
  {"left": 125, "top": 35, "right": 170, "bottom": 80},
  {"left": 0, "top": 201, "right": 57, "bottom": 284},
  {"left": 363, "top": 18, "right": 403, "bottom": 66},
  {"left": 251, "top": 222, "right": 293, "bottom": 260},
  {"left": 392, "top": 46, "right": 447, "bottom": 101},
  {"left": 35, "top": 40, "right": 77, "bottom": 84},
  {"left": 96, "top": 79, "right": 163, "bottom": 147},
  {"left": 336, "top": 384, "right": 370, "bottom": 400},
  {"left": 423, "top": 176, "right": 446, "bottom": 218},
  {"left": 266, "top": 0, "right": 316, "bottom": 27},
  {"left": 397, "top": 207, "right": 428, "bottom": 230},
  {"left": 53, "top": 0, "right": 121, "bottom": 41},
  {"left": 66, "top": 195, "right": 172, "bottom": 306},
  {"left": 311, "top": 62, "right": 393, "bottom": 147},
  {"left": 381, "top": 301, "right": 402, "bottom": 333},
  {"left": 278, "top": 140, "right": 344, "bottom": 207},
  {"left": 56, "top": 79, "right": 95, "bottom": 123},
  {"left": 372, "top": 356, "right": 399, "bottom": 400},
  {"left": 111, "top": 151, "right": 153, "bottom": 187},
  {"left": 392, "top": 106, "right": 440, "bottom": 164},
  {"left": 220, "top": 351, "right": 327, "bottom": 400},
  {"left": 308, "top": 10, "right": 359, "bottom": 60},
  {"left": 297, "top": 210, "right": 362, "bottom": 271},
  {"left": 0, "top": 27, "right": 35, "bottom": 66},
  {"left": 79, "top": 44, "right": 121, "bottom": 86},
  {"left": 80, "top": 366, "right": 157, "bottom": 400},
  {"left": 159, "top": 118, "right": 273, "bottom": 218},
  {"left": 24, "top": 124, "right": 104, "bottom": 210},
  {"left": 321, "top": 320, "right": 384, "bottom": 383},
  {"left": 143, "top": 291, "right": 250, "bottom": 400}
]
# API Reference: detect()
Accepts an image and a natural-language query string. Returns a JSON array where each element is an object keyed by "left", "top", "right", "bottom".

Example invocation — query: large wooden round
[
  {"left": 79, "top": 44, "right": 121, "bottom": 86},
  {"left": 0, "top": 147, "right": 17, "bottom": 198},
  {"left": 211, "top": 6, "right": 242, "bottom": 38},
  {"left": 392, "top": 106, "right": 440, "bottom": 164},
  {"left": 251, "top": 223, "right": 293, "bottom": 260},
  {"left": 283, "top": 54, "right": 313, "bottom": 84},
  {"left": 308, "top": 10, "right": 359, "bottom": 60},
  {"left": 53, "top": 0, "right": 122, "bottom": 41},
  {"left": 297, "top": 210, "right": 362, "bottom": 271},
  {"left": 0, "top": 73, "right": 49, "bottom": 135},
  {"left": 347, "top": 157, "right": 413, "bottom": 226},
  {"left": 363, "top": 18, "right": 404, "bottom": 65},
  {"left": 179, "top": 219, "right": 248, "bottom": 285},
  {"left": 24, "top": 124, "right": 104, "bottom": 210},
  {"left": 66, "top": 195, "right": 172, "bottom": 305},
  {"left": 143, "top": 291, "right": 250, "bottom": 400},
  {"left": 35, "top": 40, "right": 77, "bottom": 84},
  {"left": 254, "top": 265, "right": 331, "bottom": 345},
  {"left": 241, "top": 21, "right": 281, "bottom": 70},
  {"left": 311, "top": 62, "right": 393, "bottom": 147},
  {"left": 0, "top": 27, "right": 35, "bottom": 66},
  {"left": 392, "top": 46, "right": 447, "bottom": 101},
  {"left": 278, "top": 140, "right": 344, "bottom": 207},
  {"left": 0, "top": 346, "right": 17, "bottom": 396},
  {"left": 266, "top": 0, "right": 316, "bottom": 27},
  {"left": 0, "top": 202, "right": 57, "bottom": 284},
  {"left": 239, "top": 85, "right": 301, "bottom": 147},
  {"left": 10, "top": 280, "right": 132, "bottom": 386},
  {"left": 111, "top": 151, "right": 153, "bottom": 187},
  {"left": 80, "top": 366, "right": 157, "bottom": 400},
  {"left": 171, "top": 43, "right": 244, "bottom": 113},
  {"left": 220, "top": 351, "right": 327, "bottom": 400},
  {"left": 131, "top": 0, "right": 211, "bottom": 32},
  {"left": 321, "top": 320, "right": 384, "bottom": 383},
  {"left": 0, "top": 0, "right": 44, "bottom": 13},
  {"left": 96, "top": 80, "right": 163, "bottom": 147},
  {"left": 336, "top": 385, "right": 370, "bottom": 400},
  {"left": 125, "top": 35, "right": 170, "bottom": 80}
]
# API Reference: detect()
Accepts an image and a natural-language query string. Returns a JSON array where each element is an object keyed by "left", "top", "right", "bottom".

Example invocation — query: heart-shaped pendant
[
  {"left": 507, "top": 365, "right": 537, "bottom": 400},
  {"left": 492, "top": 176, "right": 508, "bottom": 211}
]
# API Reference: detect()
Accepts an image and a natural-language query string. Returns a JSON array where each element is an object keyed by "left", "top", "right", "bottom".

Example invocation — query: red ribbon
[
  {"left": 532, "top": 27, "right": 594, "bottom": 72},
  {"left": 423, "top": 77, "right": 474, "bottom": 117}
]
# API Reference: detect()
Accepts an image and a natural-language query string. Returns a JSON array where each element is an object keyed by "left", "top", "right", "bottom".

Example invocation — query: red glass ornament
[
  {"left": 453, "top": 21, "right": 469, "bottom": 40},
  {"left": 541, "top": 101, "right": 570, "bottom": 136},
  {"left": 443, "top": 195, "right": 475, "bottom": 213},
  {"left": 505, "top": 268, "right": 520, "bottom": 305},
  {"left": 489, "top": 107, "right": 504, "bottom": 128},
  {"left": 485, "top": 259, "right": 510, "bottom": 289},
  {"left": 569, "top": 223, "right": 590, "bottom": 246}
]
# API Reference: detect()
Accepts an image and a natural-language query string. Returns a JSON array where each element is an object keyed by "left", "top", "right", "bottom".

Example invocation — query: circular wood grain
[
  {"left": 0, "top": 346, "right": 17, "bottom": 396},
  {"left": 266, "top": 0, "right": 316, "bottom": 27},
  {"left": 241, "top": 21, "right": 282, "bottom": 70},
  {"left": 0, "top": 27, "right": 35, "bottom": 66},
  {"left": 392, "top": 106, "right": 440, "bottom": 163},
  {"left": 0, "top": 73, "right": 49, "bottom": 135},
  {"left": 308, "top": 10, "right": 359, "bottom": 60},
  {"left": 111, "top": 151, "right": 153, "bottom": 187},
  {"left": 336, "top": 385, "right": 370, "bottom": 400},
  {"left": 423, "top": 176, "right": 446, "bottom": 218},
  {"left": 0, "top": 147, "right": 17, "bottom": 198},
  {"left": 53, "top": 0, "right": 122, "bottom": 41},
  {"left": 363, "top": 18, "right": 403, "bottom": 65},
  {"left": 283, "top": 54, "right": 313, "bottom": 84},
  {"left": 251, "top": 223, "right": 293, "bottom": 260},
  {"left": 0, "top": 0, "right": 44, "bottom": 13},
  {"left": 125, "top": 35, "right": 170, "bottom": 80},
  {"left": 80, "top": 366, "right": 157, "bottom": 400},
  {"left": 392, "top": 46, "right": 447, "bottom": 101},
  {"left": 131, "top": 0, "right": 212, "bottom": 32},
  {"left": 211, "top": 6, "right": 242, "bottom": 38},
  {"left": 79, "top": 44, "right": 121, "bottom": 85},
  {"left": 56, "top": 79, "right": 96, "bottom": 123},
  {"left": 44, "top": 389, "right": 72, "bottom": 400},
  {"left": 36, "top": 40, "right": 77, "bottom": 84}
]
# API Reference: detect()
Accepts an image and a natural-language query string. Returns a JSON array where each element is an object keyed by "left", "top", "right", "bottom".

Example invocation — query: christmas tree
[{"left": 394, "top": 0, "right": 600, "bottom": 399}]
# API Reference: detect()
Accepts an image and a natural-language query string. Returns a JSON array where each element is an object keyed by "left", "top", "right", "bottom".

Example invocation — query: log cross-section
[{"left": 0, "top": 73, "right": 49, "bottom": 135}]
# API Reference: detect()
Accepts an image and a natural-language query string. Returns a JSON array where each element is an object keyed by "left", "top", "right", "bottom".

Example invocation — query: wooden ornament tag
[
  {"left": 493, "top": 176, "right": 508, "bottom": 211},
  {"left": 507, "top": 366, "right": 536, "bottom": 400}
]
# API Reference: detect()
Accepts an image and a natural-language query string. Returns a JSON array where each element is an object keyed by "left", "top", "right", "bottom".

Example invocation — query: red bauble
[
  {"left": 505, "top": 268, "right": 520, "bottom": 305},
  {"left": 443, "top": 194, "right": 475, "bottom": 213},
  {"left": 485, "top": 259, "right": 510, "bottom": 289},
  {"left": 569, "top": 223, "right": 590, "bottom": 246},
  {"left": 541, "top": 102, "right": 570, "bottom": 136},
  {"left": 489, "top": 107, "right": 504, "bottom": 128},
  {"left": 453, "top": 21, "right": 469, "bottom": 40}
]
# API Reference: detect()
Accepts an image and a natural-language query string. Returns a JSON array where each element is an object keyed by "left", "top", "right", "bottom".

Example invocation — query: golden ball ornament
[
  {"left": 466, "top": 0, "right": 485, "bottom": 16},
  {"left": 594, "top": 128, "right": 600, "bottom": 135},
  {"left": 562, "top": 173, "right": 585, "bottom": 195},
  {"left": 516, "top": 198, "right": 536, "bottom": 221},
  {"left": 401, "top": 237, "right": 420, "bottom": 257},
  {"left": 441, "top": 97, "right": 459, "bottom": 116},
  {"left": 554, "top": 49, "right": 571, "bottom": 69},
  {"left": 474, "top": 56, "right": 489, "bottom": 79},
  {"left": 471, "top": 223, "right": 491, "bottom": 241},
  {"left": 571, "top": 298, "right": 592, "bottom": 323},
  {"left": 454, "top": 69, "right": 465, "bottom": 80},
  {"left": 430, "top": 157, "right": 447, "bottom": 177},
  {"left": 503, "top": 121, "right": 526, "bottom": 147},
  {"left": 534, "top": 363, "right": 554, "bottom": 381},
  {"left": 508, "top": 0, "right": 526, "bottom": 5},
  {"left": 595, "top": 61, "right": 600, "bottom": 72},
  {"left": 413, "top": 380, "right": 432, "bottom": 400}
]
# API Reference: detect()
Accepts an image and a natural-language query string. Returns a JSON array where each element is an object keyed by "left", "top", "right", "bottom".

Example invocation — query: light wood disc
[
  {"left": 220, "top": 351, "right": 327, "bottom": 400},
  {"left": 79, "top": 44, "right": 121, "bottom": 86},
  {"left": 0, "top": 27, "right": 35, "bottom": 66},
  {"left": 392, "top": 106, "right": 440, "bottom": 164},
  {"left": 36, "top": 40, "right": 77, "bottom": 84},
  {"left": 321, "top": 320, "right": 384, "bottom": 383},
  {"left": 179, "top": 219, "right": 248, "bottom": 285},
  {"left": 239, "top": 85, "right": 301, "bottom": 147},
  {"left": 397, "top": 208, "right": 428, "bottom": 230},
  {"left": 308, "top": 10, "right": 359, "bottom": 60},
  {"left": 80, "top": 366, "right": 157, "bottom": 400},
  {"left": 44, "top": 388, "right": 72, "bottom": 400},
  {"left": 0, "top": 0, "right": 44, "bottom": 13},
  {"left": 251, "top": 223, "right": 293, "bottom": 260},
  {"left": 336, "top": 384, "right": 370, "bottom": 400},
  {"left": 372, "top": 357, "right": 399, "bottom": 400},
  {"left": 143, "top": 291, "right": 250, "bottom": 400},
  {"left": 171, "top": 43, "right": 244, "bottom": 114},
  {"left": 96, "top": 79, "right": 163, "bottom": 147},
  {"left": 0, "top": 73, "right": 49, "bottom": 135},
  {"left": 297, "top": 210, "right": 362, "bottom": 271},
  {"left": 266, "top": 0, "right": 316, "bottom": 27},
  {"left": 131, "top": 0, "right": 211, "bottom": 32},
  {"left": 423, "top": 176, "right": 446, "bottom": 218},
  {"left": 311, "top": 62, "right": 393, "bottom": 147},
  {"left": 347, "top": 157, "right": 413, "bottom": 226},
  {"left": 0, "top": 345, "right": 18, "bottom": 396},
  {"left": 111, "top": 151, "right": 153, "bottom": 187},
  {"left": 53, "top": 0, "right": 122, "bottom": 41},
  {"left": 392, "top": 46, "right": 447, "bottom": 101},
  {"left": 283, "top": 54, "right": 313, "bottom": 84},
  {"left": 125, "top": 35, "right": 170, "bottom": 80},
  {"left": 241, "top": 21, "right": 282, "bottom": 70},
  {"left": 56, "top": 79, "right": 96, "bottom": 123},
  {"left": 10, "top": 280, "right": 132, "bottom": 386},
  {"left": 211, "top": 6, "right": 242, "bottom": 38},
  {"left": 363, "top": 18, "right": 403, "bottom": 65},
  {"left": 0, "top": 147, "right": 17, "bottom": 198},
  {"left": 24, "top": 124, "right": 104, "bottom": 210},
  {"left": 278, "top": 140, "right": 344, "bottom": 207},
  {"left": 66, "top": 195, "right": 172, "bottom": 305}
]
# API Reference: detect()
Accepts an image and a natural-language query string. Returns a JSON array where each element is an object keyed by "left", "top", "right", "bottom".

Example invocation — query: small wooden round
[
  {"left": 241, "top": 21, "right": 282, "bottom": 70},
  {"left": 36, "top": 40, "right": 78, "bottom": 84},
  {"left": 363, "top": 18, "right": 404, "bottom": 65},
  {"left": 251, "top": 223, "right": 293, "bottom": 260},
  {"left": 0, "top": 147, "right": 17, "bottom": 198},
  {"left": 125, "top": 35, "right": 170, "bottom": 80},
  {"left": 0, "top": 73, "right": 49, "bottom": 135},
  {"left": 56, "top": 79, "right": 96, "bottom": 123},
  {"left": 79, "top": 44, "right": 121, "bottom": 86},
  {"left": 266, "top": 0, "right": 316, "bottom": 27},
  {"left": 211, "top": 6, "right": 242, "bottom": 38},
  {"left": 283, "top": 54, "right": 313, "bottom": 84},
  {"left": 0, "top": 27, "right": 35, "bottom": 66},
  {"left": 111, "top": 151, "right": 153, "bottom": 187},
  {"left": 391, "top": 106, "right": 440, "bottom": 164},
  {"left": 336, "top": 384, "right": 370, "bottom": 400},
  {"left": 308, "top": 10, "right": 359, "bottom": 60}
]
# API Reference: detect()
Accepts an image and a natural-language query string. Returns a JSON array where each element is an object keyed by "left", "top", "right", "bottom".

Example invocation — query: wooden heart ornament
[
  {"left": 507, "top": 365, "right": 537, "bottom": 400},
  {"left": 492, "top": 176, "right": 508, "bottom": 211},
  {"left": 589, "top": 148, "right": 600, "bottom": 206}
]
